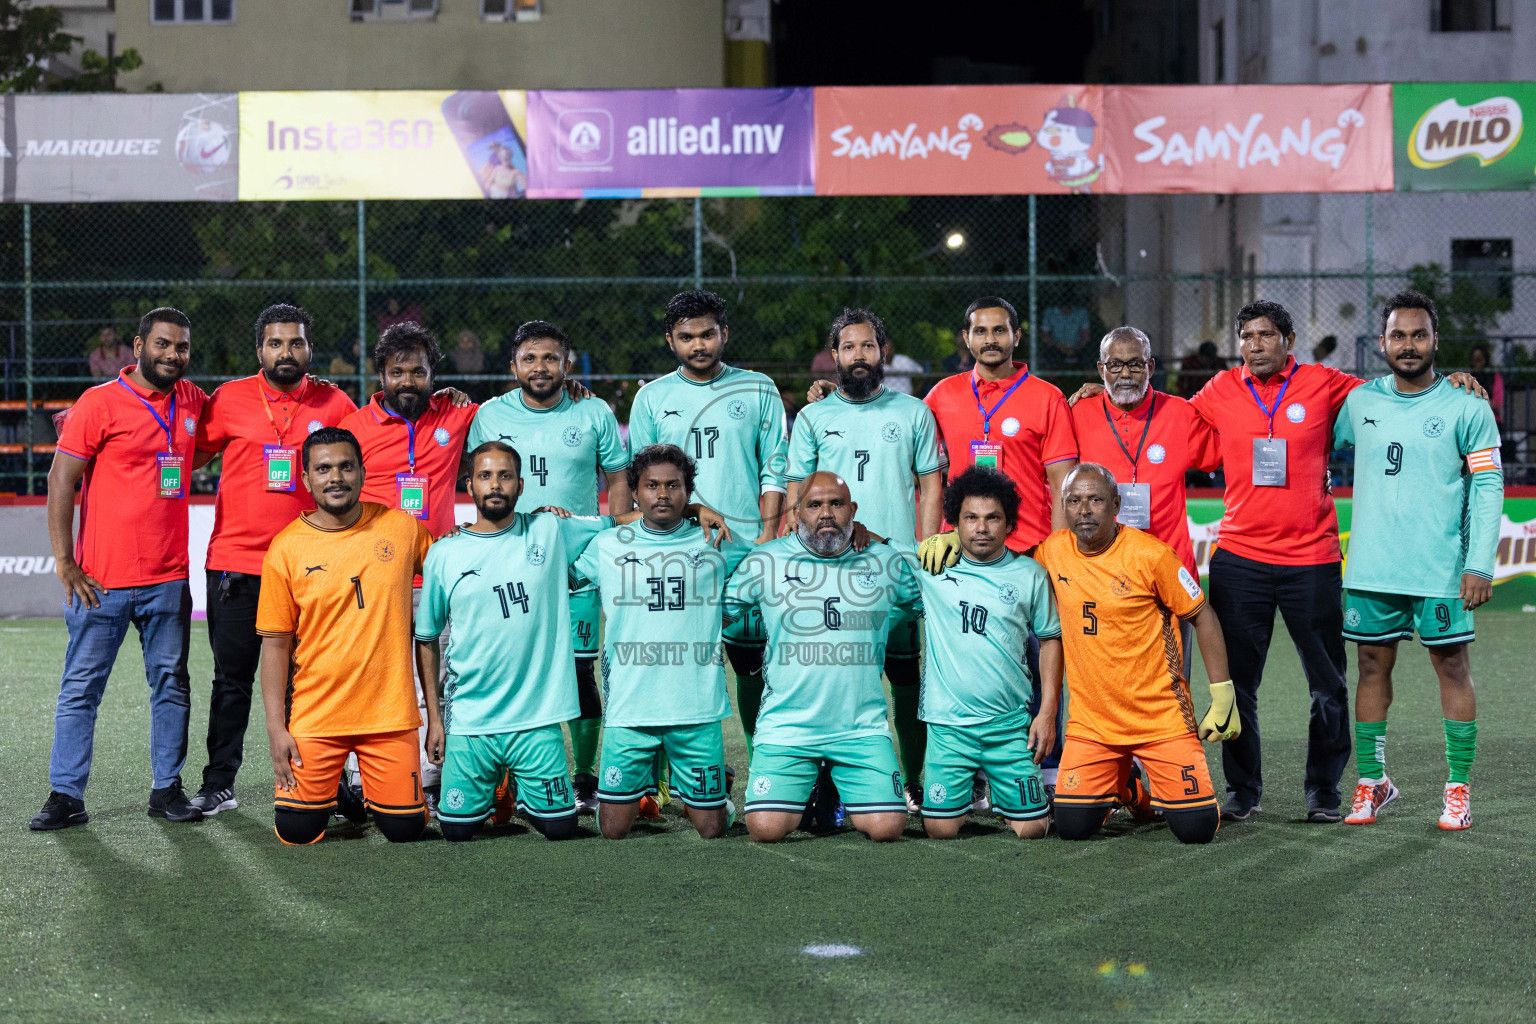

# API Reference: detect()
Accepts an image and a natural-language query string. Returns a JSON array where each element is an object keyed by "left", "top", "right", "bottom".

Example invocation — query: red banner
[
  {"left": 1103, "top": 85, "right": 1392, "bottom": 194},
  {"left": 814, "top": 86, "right": 1116, "bottom": 195}
]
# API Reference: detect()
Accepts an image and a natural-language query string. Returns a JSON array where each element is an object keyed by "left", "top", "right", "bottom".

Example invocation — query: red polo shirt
[
  {"left": 339, "top": 392, "right": 478, "bottom": 538},
  {"left": 196, "top": 372, "right": 358, "bottom": 575},
  {"left": 1071, "top": 389, "right": 1221, "bottom": 577},
  {"left": 1190, "top": 356, "right": 1362, "bottom": 566},
  {"left": 925, "top": 361, "right": 1078, "bottom": 552},
  {"left": 54, "top": 369, "right": 209, "bottom": 589}
]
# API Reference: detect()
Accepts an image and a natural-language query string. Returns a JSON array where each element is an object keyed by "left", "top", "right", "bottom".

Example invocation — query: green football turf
[{"left": 1, "top": 614, "right": 1533, "bottom": 1023}]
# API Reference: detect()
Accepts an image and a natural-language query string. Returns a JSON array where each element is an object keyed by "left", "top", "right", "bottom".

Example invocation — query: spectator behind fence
[
  {"left": 1039, "top": 301, "right": 1092, "bottom": 370},
  {"left": 1177, "top": 340, "right": 1224, "bottom": 399},
  {"left": 451, "top": 330, "right": 489, "bottom": 402},
  {"left": 87, "top": 326, "right": 135, "bottom": 380},
  {"left": 940, "top": 332, "right": 974, "bottom": 374},
  {"left": 1469, "top": 343, "right": 1505, "bottom": 428},
  {"left": 1299, "top": 334, "right": 1341, "bottom": 369},
  {"left": 885, "top": 346, "right": 924, "bottom": 395},
  {"left": 377, "top": 297, "right": 423, "bottom": 335}
]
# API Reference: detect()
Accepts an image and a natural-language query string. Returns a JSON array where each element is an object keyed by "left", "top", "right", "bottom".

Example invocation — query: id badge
[
  {"left": 1116, "top": 482, "right": 1151, "bottom": 528},
  {"left": 1252, "top": 437, "right": 1287, "bottom": 487},
  {"left": 970, "top": 440, "right": 1004, "bottom": 473},
  {"left": 156, "top": 452, "right": 186, "bottom": 500},
  {"left": 264, "top": 445, "right": 298, "bottom": 492},
  {"left": 396, "top": 472, "right": 429, "bottom": 519}
]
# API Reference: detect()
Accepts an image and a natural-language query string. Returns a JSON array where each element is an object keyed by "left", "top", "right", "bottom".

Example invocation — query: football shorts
[
  {"left": 744, "top": 735, "right": 905, "bottom": 816},
  {"left": 597, "top": 721, "right": 728, "bottom": 809},
  {"left": 921, "top": 707, "right": 1047, "bottom": 821}
]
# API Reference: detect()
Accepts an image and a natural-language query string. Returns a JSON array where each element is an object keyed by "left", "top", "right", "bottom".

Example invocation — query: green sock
[
  {"left": 1444, "top": 719, "right": 1477, "bottom": 785},
  {"left": 736, "top": 672, "right": 764, "bottom": 763},
  {"left": 567, "top": 718, "right": 601, "bottom": 778},
  {"left": 655, "top": 750, "right": 671, "bottom": 791},
  {"left": 1355, "top": 719, "right": 1387, "bottom": 780},
  {"left": 888, "top": 678, "right": 926, "bottom": 786}
]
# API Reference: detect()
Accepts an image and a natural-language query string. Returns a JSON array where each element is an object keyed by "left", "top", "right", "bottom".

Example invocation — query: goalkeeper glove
[
  {"left": 1197, "top": 681, "right": 1240, "bottom": 742},
  {"left": 918, "top": 531, "right": 961, "bottom": 574}
]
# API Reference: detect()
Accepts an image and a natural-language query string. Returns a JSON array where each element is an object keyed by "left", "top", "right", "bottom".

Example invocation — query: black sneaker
[
  {"left": 573, "top": 772, "right": 599, "bottom": 815},
  {"left": 1220, "top": 797, "right": 1261, "bottom": 822},
  {"left": 190, "top": 785, "right": 238, "bottom": 817},
  {"left": 30, "top": 791, "right": 88, "bottom": 831},
  {"left": 1306, "top": 805, "right": 1342, "bottom": 824},
  {"left": 335, "top": 779, "right": 368, "bottom": 825},
  {"left": 148, "top": 782, "right": 205, "bottom": 822}
]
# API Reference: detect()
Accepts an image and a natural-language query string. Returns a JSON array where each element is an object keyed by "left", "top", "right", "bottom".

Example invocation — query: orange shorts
[
  {"left": 274, "top": 728, "right": 427, "bottom": 826},
  {"left": 1055, "top": 732, "right": 1218, "bottom": 814}
]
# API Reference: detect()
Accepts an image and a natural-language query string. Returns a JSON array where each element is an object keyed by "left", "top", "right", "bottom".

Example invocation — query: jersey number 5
[{"left": 1081, "top": 600, "right": 1097, "bottom": 635}]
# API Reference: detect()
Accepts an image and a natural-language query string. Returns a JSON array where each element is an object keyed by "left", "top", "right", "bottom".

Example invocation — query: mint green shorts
[
  {"left": 744, "top": 734, "right": 905, "bottom": 816},
  {"left": 597, "top": 721, "right": 728, "bottom": 809},
  {"left": 1343, "top": 589, "right": 1475, "bottom": 648},
  {"left": 438, "top": 725, "right": 573, "bottom": 826},
  {"left": 570, "top": 588, "right": 600, "bottom": 658},
  {"left": 922, "top": 708, "right": 1047, "bottom": 821}
]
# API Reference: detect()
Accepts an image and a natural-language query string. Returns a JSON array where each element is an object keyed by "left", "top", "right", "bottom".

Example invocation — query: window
[
  {"left": 152, "top": 0, "right": 234, "bottom": 23},
  {"left": 1432, "top": 0, "right": 1512, "bottom": 31},
  {"left": 1210, "top": 18, "right": 1225, "bottom": 82},
  {"left": 351, "top": 0, "right": 438, "bottom": 21},
  {"left": 482, "top": 0, "right": 542, "bottom": 21},
  {"left": 1451, "top": 239, "right": 1514, "bottom": 305}
]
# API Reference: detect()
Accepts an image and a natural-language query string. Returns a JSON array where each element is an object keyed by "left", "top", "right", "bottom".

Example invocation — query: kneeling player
[
  {"left": 572, "top": 445, "right": 749, "bottom": 840},
  {"left": 915, "top": 467, "right": 1061, "bottom": 839},
  {"left": 725, "top": 472, "right": 919, "bottom": 843},
  {"left": 1034, "top": 464, "right": 1238, "bottom": 845},
  {"left": 258, "top": 428, "right": 436, "bottom": 845}
]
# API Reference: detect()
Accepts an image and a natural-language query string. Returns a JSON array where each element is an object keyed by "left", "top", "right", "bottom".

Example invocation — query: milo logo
[{"left": 1410, "top": 95, "right": 1523, "bottom": 169}]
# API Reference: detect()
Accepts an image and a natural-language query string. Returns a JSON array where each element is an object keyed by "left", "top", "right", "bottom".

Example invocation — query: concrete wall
[{"left": 114, "top": 0, "right": 725, "bottom": 92}]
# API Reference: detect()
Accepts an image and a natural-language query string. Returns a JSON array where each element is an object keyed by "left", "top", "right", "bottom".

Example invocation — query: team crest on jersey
[
  {"left": 1286, "top": 403, "right": 1306, "bottom": 423},
  {"left": 1062, "top": 770, "right": 1081, "bottom": 791},
  {"left": 851, "top": 570, "right": 881, "bottom": 593},
  {"left": 881, "top": 421, "right": 902, "bottom": 443},
  {"left": 182, "top": 416, "right": 196, "bottom": 436},
  {"left": 1112, "top": 573, "right": 1133, "bottom": 596},
  {"left": 1001, "top": 416, "right": 1021, "bottom": 437},
  {"left": 683, "top": 548, "right": 709, "bottom": 569},
  {"left": 426, "top": 427, "right": 446, "bottom": 447},
  {"left": 526, "top": 543, "right": 547, "bottom": 566},
  {"left": 751, "top": 776, "right": 772, "bottom": 796},
  {"left": 562, "top": 426, "right": 583, "bottom": 447},
  {"left": 444, "top": 788, "right": 466, "bottom": 811},
  {"left": 997, "top": 583, "right": 1020, "bottom": 606},
  {"left": 928, "top": 782, "right": 948, "bottom": 804},
  {"left": 373, "top": 539, "right": 395, "bottom": 562},
  {"left": 307, "top": 420, "right": 323, "bottom": 434},
  {"left": 1147, "top": 443, "right": 1167, "bottom": 464},
  {"left": 603, "top": 765, "right": 623, "bottom": 789},
  {"left": 726, "top": 399, "right": 749, "bottom": 420},
  {"left": 1344, "top": 607, "right": 1362, "bottom": 629},
  {"left": 1423, "top": 416, "right": 1446, "bottom": 439}
]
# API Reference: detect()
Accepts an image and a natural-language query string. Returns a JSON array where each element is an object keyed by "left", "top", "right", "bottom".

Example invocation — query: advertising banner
[
  {"left": 1104, "top": 85, "right": 1393, "bottom": 194},
  {"left": 814, "top": 86, "right": 1113, "bottom": 195},
  {"left": 238, "top": 90, "right": 529, "bottom": 200},
  {"left": 525, "top": 88, "right": 814, "bottom": 198},
  {"left": 0, "top": 93, "right": 237, "bottom": 202},
  {"left": 1394, "top": 82, "right": 1536, "bottom": 192}
]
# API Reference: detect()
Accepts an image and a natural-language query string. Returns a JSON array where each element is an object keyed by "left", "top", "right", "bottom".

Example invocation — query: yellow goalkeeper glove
[
  {"left": 918, "top": 531, "right": 961, "bottom": 574},
  {"left": 1197, "top": 681, "right": 1240, "bottom": 742}
]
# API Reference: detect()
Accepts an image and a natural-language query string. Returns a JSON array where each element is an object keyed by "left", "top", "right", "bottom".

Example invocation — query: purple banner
[{"left": 527, "top": 88, "right": 815, "bottom": 197}]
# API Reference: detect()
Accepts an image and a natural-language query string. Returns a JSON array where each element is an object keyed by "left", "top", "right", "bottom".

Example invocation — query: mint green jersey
[
  {"left": 466, "top": 390, "right": 629, "bottom": 516},
  {"left": 787, "top": 386, "right": 941, "bottom": 550},
  {"left": 916, "top": 550, "right": 1060, "bottom": 727},
  {"left": 570, "top": 518, "right": 754, "bottom": 728},
  {"left": 1334, "top": 375, "right": 1503, "bottom": 598},
  {"left": 721, "top": 535, "right": 921, "bottom": 746},
  {"left": 628, "top": 365, "right": 789, "bottom": 537},
  {"left": 414, "top": 511, "right": 612, "bottom": 735}
]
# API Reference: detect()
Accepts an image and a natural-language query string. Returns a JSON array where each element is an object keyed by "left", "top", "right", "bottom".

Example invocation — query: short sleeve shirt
[
  {"left": 465, "top": 390, "right": 629, "bottom": 516},
  {"left": 339, "top": 393, "right": 479, "bottom": 538}
]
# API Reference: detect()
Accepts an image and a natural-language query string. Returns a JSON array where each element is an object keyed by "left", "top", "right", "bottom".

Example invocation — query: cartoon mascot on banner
[{"left": 1038, "top": 94, "right": 1102, "bottom": 193}]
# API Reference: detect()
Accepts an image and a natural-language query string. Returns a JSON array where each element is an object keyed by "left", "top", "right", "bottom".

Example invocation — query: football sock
[
  {"left": 736, "top": 672, "right": 764, "bottom": 762},
  {"left": 655, "top": 750, "right": 671, "bottom": 795},
  {"left": 567, "top": 718, "right": 601, "bottom": 778},
  {"left": 1444, "top": 718, "right": 1476, "bottom": 785},
  {"left": 1355, "top": 719, "right": 1387, "bottom": 780},
  {"left": 886, "top": 660, "right": 925, "bottom": 784}
]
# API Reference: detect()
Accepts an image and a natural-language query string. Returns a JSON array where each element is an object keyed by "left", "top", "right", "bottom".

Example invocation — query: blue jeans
[{"left": 50, "top": 580, "right": 194, "bottom": 798}]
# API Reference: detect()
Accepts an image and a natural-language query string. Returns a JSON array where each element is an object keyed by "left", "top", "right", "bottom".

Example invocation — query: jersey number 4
[
  {"left": 493, "top": 581, "right": 531, "bottom": 617},
  {"left": 529, "top": 454, "right": 550, "bottom": 487}
]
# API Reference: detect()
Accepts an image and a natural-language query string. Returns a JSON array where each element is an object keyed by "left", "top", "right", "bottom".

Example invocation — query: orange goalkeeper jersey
[
  {"left": 257, "top": 501, "right": 432, "bottom": 737},
  {"left": 1034, "top": 525, "right": 1207, "bottom": 746}
]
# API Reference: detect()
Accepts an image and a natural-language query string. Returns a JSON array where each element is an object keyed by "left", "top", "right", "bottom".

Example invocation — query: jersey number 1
[{"left": 493, "top": 582, "right": 531, "bottom": 617}]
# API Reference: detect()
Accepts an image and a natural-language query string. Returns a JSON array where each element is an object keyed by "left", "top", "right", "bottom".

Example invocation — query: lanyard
[
  {"left": 1101, "top": 392, "right": 1156, "bottom": 483},
  {"left": 403, "top": 416, "right": 417, "bottom": 473},
  {"left": 260, "top": 377, "right": 301, "bottom": 445},
  {"left": 970, "top": 369, "right": 1029, "bottom": 439},
  {"left": 1245, "top": 375, "right": 1291, "bottom": 439},
  {"left": 117, "top": 377, "right": 175, "bottom": 451}
]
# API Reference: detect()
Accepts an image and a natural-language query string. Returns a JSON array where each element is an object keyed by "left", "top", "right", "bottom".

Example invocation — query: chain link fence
[{"left": 3, "top": 193, "right": 1533, "bottom": 493}]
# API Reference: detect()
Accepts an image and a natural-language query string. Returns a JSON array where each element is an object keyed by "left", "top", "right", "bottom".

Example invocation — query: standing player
[
  {"left": 466, "top": 320, "right": 630, "bottom": 813},
  {"left": 725, "top": 472, "right": 919, "bottom": 844},
  {"left": 916, "top": 467, "right": 1061, "bottom": 839},
  {"left": 32, "top": 308, "right": 209, "bottom": 830},
  {"left": 628, "top": 290, "right": 789, "bottom": 763},
  {"left": 1035, "top": 464, "right": 1238, "bottom": 845},
  {"left": 257, "top": 427, "right": 436, "bottom": 845},
  {"left": 786, "top": 308, "right": 943, "bottom": 811},
  {"left": 1334, "top": 292, "right": 1503, "bottom": 830},
  {"left": 571, "top": 444, "right": 747, "bottom": 840},
  {"left": 1070, "top": 326, "right": 1220, "bottom": 676},
  {"left": 189, "top": 304, "right": 357, "bottom": 816}
]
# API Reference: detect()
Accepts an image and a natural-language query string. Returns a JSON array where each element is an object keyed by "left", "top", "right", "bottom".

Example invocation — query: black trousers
[
  {"left": 203, "top": 569, "right": 262, "bottom": 790},
  {"left": 1207, "top": 549, "right": 1351, "bottom": 812}
]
